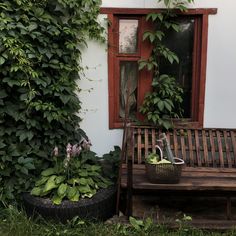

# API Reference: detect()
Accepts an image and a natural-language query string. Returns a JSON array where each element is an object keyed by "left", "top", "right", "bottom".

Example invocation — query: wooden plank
[
  {"left": 223, "top": 130, "right": 232, "bottom": 168},
  {"left": 144, "top": 128, "right": 149, "bottom": 160},
  {"left": 131, "top": 127, "right": 135, "bottom": 164},
  {"left": 137, "top": 128, "right": 142, "bottom": 164},
  {"left": 209, "top": 130, "right": 217, "bottom": 167},
  {"left": 152, "top": 129, "right": 156, "bottom": 153},
  {"left": 180, "top": 130, "right": 187, "bottom": 162},
  {"left": 230, "top": 131, "right": 236, "bottom": 167},
  {"left": 173, "top": 129, "right": 178, "bottom": 158},
  {"left": 202, "top": 130, "right": 209, "bottom": 167},
  {"left": 216, "top": 130, "right": 224, "bottom": 168},
  {"left": 195, "top": 130, "right": 202, "bottom": 166},
  {"left": 187, "top": 130, "right": 194, "bottom": 167}
]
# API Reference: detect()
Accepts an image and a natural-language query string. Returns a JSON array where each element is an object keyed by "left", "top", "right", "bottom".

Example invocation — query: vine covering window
[{"left": 102, "top": 8, "right": 217, "bottom": 129}]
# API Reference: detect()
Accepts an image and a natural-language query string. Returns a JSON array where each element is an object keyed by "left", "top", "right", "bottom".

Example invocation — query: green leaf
[
  {"left": 0, "top": 56, "right": 6, "bottom": 65},
  {"left": 31, "top": 187, "right": 42, "bottom": 196},
  {"left": 55, "top": 176, "right": 66, "bottom": 185},
  {"left": 157, "top": 101, "right": 164, "bottom": 111},
  {"left": 52, "top": 194, "right": 63, "bottom": 205},
  {"left": 28, "top": 22, "right": 38, "bottom": 32},
  {"left": 129, "top": 217, "right": 144, "bottom": 231},
  {"left": 43, "top": 175, "right": 57, "bottom": 192},
  {"left": 78, "top": 185, "right": 90, "bottom": 194},
  {"left": 67, "top": 186, "right": 78, "bottom": 200},
  {"left": 0, "top": 90, "right": 7, "bottom": 99},
  {"left": 57, "top": 183, "right": 67, "bottom": 197},
  {"left": 138, "top": 61, "right": 147, "bottom": 70},
  {"left": 67, "top": 178, "right": 80, "bottom": 185},
  {"left": 35, "top": 176, "right": 49, "bottom": 187},
  {"left": 41, "top": 168, "right": 55, "bottom": 177}
]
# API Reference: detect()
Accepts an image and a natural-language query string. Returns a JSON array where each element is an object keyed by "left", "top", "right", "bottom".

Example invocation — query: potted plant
[{"left": 22, "top": 139, "right": 116, "bottom": 222}]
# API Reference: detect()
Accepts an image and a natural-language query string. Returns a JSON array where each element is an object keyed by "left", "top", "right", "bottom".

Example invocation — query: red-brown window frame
[{"left": 101, "top": 8, "right": 217, "bottom": 129}]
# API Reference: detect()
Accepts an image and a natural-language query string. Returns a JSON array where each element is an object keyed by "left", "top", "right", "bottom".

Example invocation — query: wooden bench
[{"left": 119, "top": 126, "right": 236, "bottom": 220}]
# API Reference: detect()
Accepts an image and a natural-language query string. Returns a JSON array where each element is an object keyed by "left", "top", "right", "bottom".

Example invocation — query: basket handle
[{"left": 155, "top": 144, "right": 163, "bottom": 160}]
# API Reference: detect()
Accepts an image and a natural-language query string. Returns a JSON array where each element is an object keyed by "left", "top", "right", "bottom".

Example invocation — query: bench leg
[
  {"left": 226, "top": 197, "right": 232, "bottom": 220},
  {"left": 126, "top": 159, "right": 133, "bottom": 217}
]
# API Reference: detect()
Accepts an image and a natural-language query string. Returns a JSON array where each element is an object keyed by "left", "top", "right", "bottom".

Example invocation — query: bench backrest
[{"left": 125, "top": 126, "right": 236, "bottom": 168}]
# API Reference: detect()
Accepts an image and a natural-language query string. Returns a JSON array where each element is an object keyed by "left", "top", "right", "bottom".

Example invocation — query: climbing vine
[
  {"left": 139, "top": 0, "right": 194, "bottom": 129},
  {"left": 0, "top": 0, "right": 104, "bottom": 205}
]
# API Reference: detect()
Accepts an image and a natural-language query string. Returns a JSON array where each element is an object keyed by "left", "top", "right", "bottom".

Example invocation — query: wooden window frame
[{"left": 101, "top": 8, "right": 217, "bottom": 129}]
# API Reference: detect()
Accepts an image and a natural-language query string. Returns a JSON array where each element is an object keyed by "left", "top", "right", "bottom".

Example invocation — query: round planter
[{"left": 22, "top": 185, "right": 116, "bottom": 223}]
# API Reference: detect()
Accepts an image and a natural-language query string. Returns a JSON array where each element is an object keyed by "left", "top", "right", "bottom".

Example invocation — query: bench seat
[{"left": 121, "top": 164, "right": 236, "bottom": 191}]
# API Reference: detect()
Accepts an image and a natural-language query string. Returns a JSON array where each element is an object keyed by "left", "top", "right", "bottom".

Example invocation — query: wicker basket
[{"left": 145, "top": 145, "right": 184, "bottom": 184}]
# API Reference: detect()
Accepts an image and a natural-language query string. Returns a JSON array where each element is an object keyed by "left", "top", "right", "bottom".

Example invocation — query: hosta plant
[{"left": 30, "top": 139, "right": 112, "bottom": 205}]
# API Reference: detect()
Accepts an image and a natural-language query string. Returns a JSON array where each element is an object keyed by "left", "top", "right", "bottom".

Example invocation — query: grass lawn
[{"left": 0, "top": 207, "right": 236, "bottom": 236}]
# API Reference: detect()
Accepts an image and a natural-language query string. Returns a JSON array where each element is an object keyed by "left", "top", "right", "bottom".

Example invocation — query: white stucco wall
[{"left": 80, "top": 0, "right": 236, "bottom": 155}]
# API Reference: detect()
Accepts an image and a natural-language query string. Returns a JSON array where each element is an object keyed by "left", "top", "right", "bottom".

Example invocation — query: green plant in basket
[
  {"left": 146, "top": 152, "right": 171, "bottom": 165},
  {"left": 146, "top": 153, "right": 160, "bottom": 164},
  {"left": 30, "top": 139, "right": 112, "bottom": 205}
]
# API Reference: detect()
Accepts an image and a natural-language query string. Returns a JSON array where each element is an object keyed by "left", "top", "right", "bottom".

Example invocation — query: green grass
[{"left": 0, "top": 207, "right": 235, "bottom": 236}]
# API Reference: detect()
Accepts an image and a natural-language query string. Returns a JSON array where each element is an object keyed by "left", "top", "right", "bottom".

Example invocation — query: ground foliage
[
  {"left": 0, "top": 207, "right": 234, "bottom": 236},
  {"left": 0, "top": 0, "right": 104, "bottom": 205}
]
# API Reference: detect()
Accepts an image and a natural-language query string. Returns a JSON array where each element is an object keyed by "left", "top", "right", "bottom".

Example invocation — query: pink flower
[
  {"left": 66, "top": 143, "right": 72, "bottom": 158},
  {"left": 53, "top": 146, "right": 59, "bottom": 156}
]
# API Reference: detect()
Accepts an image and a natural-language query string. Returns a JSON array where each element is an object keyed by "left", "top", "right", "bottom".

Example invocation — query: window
[{"left": 101, "top": 8, "right": 217, "bottom": 129}]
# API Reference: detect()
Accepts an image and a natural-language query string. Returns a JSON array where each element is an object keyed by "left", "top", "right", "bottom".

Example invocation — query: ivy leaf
[
  {"left": 0, "top": 90, "right": 7, "bottom": 99},
  {"left": 28, "top": 22, "right": 38, "bottom": 32},
  {"left": 0, "top": 56, "right": 6, "bottom": 65},
  {"left": 157, "top": 101, "right": 164, "bottom": 111}
]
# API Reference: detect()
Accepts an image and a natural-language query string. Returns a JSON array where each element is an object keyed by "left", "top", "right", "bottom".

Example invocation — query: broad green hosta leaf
[
  {"left": 41, "top": 168, "right": 55, "bottom": 177},
  {"left": 90, "top": 165, "right": 101, "bottom": 172},
  {"left": 57, "top": 183, "right": 67, "bottom": 197},
  {"left": 31, "top": 186, "right": 42, "bottom": 196},
  {"left": 79, "top": 170, "right": 88, "bottom": 177},
  {"left": 79, "top": 178, "right": 88, "bottom": 185},
  {"left": 52, "top": 194, "right": 63, "bottom": 205},
  {"left": 55, "top": 176, "right": 66, "bottom": 185},
  {"left": 70, "top": 192, "right": 80, "bottom": 202},
  {"left": 35, "top": 176, "right": 49, "bottom": 187},
  {"left": 96, "top": 181, "right": 108, "bottom": 188},
  {"left": 67, "top": 178, "right": 80, "bottom": 185},
  {"left": 67, "top": 186, "right": 78, "bottom": 201},
  {"left": 78, "top": 185, "right": 91, "bottom": 194},
  {"left": 43, "top": 175, "right": 57, "bottom": 192}
]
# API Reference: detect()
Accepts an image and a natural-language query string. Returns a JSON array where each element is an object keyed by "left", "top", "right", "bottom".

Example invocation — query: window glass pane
[
  {"left": 119, "top": 19, "right": 138, "bottom": 54},
  {"left": 119, "top": 61, "right": 138, "bottom": 119},
  {"left": 159, "top": 17, "right": 195, "bottom": 118}
]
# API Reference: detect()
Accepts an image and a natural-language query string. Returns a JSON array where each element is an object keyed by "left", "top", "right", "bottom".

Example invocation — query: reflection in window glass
[
  {"left": 160, "top": 17, "right": 194, "bottom": 118},
  {"left": 119, "top": 61, "right": 138, "bottom": 119},
  {"left": 119, "top": 19, "right": 138, "bottom": 54}
]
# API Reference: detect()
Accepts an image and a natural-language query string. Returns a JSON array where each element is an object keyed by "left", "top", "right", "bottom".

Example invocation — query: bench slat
[
  {"left": 202, "top": 130, "right": 209, "bottom": 167},
  {"left": 187, "top": 129, "right": 194, "bottom": 166},
  {"left": 224, "top": 130, "right": 232, "bottom": 168},
  {"left": 173, "top": 129, "right": 178, "bottom": 158},
  {"left": 231, "top": 131, "right": 236, "bottom": 167},
  {"left": 195, "top": 130, "right": 202, "bottom": 166},
  {"left": 209, "top": 130, "right": 217, "bottom": 167},
  {"left": 137, "top": 128, "right": 142, "bottom": 164},
  {"left": 180, "top": 130, "right": 187, "bottom": 163},
  {"left": 216, "top": 130, "right": 224, "bottom": 167}
]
